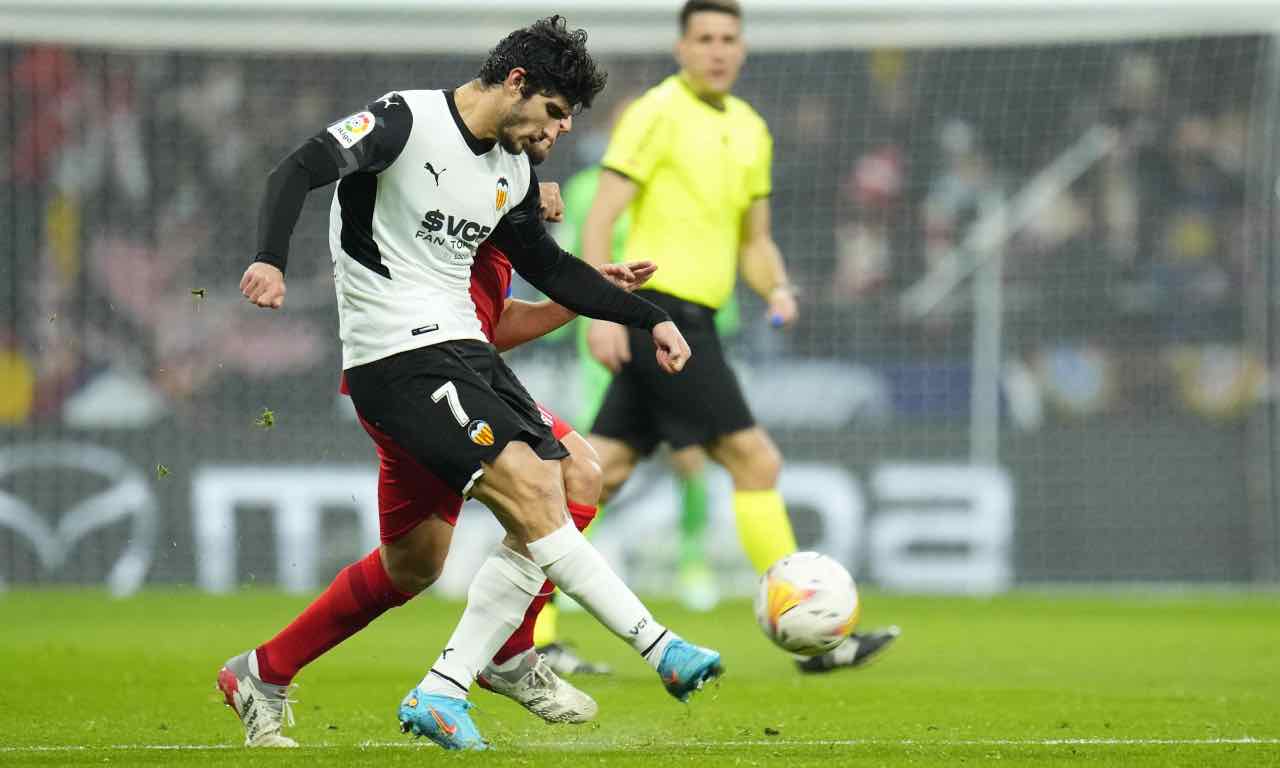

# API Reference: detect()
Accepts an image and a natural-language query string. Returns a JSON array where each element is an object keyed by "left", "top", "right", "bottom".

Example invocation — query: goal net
[{"left": 1, "top": 1, "right": 1277, "bottom": 595}]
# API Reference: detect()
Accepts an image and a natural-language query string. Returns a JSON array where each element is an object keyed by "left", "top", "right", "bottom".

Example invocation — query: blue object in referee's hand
[{"left": 770, "top": 313, "right": 785, "bottom": 328}]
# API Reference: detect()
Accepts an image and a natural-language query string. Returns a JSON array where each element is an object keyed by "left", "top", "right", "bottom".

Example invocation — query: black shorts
[
  {"left": 591, "top": 290, "right": 755, "bottom": 456},
  {"left": 344, "top": 340, "right": 569, "bottom": 495}
]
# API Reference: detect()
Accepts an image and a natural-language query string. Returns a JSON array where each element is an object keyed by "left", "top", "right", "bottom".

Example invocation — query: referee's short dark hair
[
  {"left": 479, "top": 15, "right": 607, "bottom": 112},
  {"left": 679, "top": 0, "right": 742, "bottom": 33}
]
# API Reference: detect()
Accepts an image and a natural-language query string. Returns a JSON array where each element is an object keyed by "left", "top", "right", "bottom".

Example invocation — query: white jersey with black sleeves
[{"left": 326, "top": 89, "right": 532, "bottom": 369}]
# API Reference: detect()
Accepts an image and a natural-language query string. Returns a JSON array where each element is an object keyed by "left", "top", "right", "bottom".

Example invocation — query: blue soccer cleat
[
  {"left": 397, "top": 689, "right": 488, "bottom": 751},
  {"left": 656, "top": 638, "right": 724, "bottom": 702}
]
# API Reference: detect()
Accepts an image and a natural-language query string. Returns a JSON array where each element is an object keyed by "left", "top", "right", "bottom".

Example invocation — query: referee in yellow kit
[{"left": 581, "top": 0, "right": 899, "bottom": 672}]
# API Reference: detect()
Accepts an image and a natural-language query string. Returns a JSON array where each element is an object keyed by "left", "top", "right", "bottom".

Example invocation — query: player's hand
[
  {"left": 598, "top": 260, "right": 657, "bottom": 293},
  {"left": 240, "top": 262, "right": 286, "bottom": 309},
  {"left": 766, "top": 284, "right": 799, "bottom": 328},
  {"left": 651, "top": 320, "right": 691, "bottom": 374},
  {"left": 588, "top": 319, "right": 631, "bottom": 373},
  {"left": 539, "top": 182, "right": 565, "bottom": 223}
]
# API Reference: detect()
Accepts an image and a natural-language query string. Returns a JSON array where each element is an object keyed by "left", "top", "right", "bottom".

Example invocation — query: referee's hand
[
  {"left": 588, "top": 319, "right": 631, "bottom": 373},
  {"left": 241, "top": 262, "right": 286, "bottom": 309},
  {"left": 651, "top": 321, "right": 691, "bottom": 374}
]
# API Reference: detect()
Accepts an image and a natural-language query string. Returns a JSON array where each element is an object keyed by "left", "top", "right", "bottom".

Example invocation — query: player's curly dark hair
[{"left": 478, "top": 15, "right": 608, "bottom": 112}]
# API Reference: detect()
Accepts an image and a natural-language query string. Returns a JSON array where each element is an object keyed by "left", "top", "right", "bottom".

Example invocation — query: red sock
[
  {"left": 566, "top": 500, "right": 598, "bottom": 533},
  {"left": 491, "top": 502, "right": 598, "bottom": 665},
  {"left": 255, "top": 548, "right": 413, "bottom": 685}
]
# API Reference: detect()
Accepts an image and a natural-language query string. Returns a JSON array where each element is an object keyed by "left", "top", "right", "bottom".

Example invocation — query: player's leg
[
  {"left": 669, "top": 444, "right": 718, "bottom": 611},
  {"left": 412, "top": 439, "right": 715, "bottom": 712},
  {"left": 365, "top": 345, "right": 719, "bottom": 747},
  {"left": 524, "top": 320, "right": 624, "bottom": 656},
  {"left": 593, "top": 433, "right": 642, "bottom": 503},
  {"left": 705, "top": 426, "right": 794, "bottom": 573},
  {"left": 492, "top": 411, "right": 612, "bottom": 677},
  {"left": 218, "top": 417, "right": 458, "bottom": 747},
  {"left": 707, "top": 427, "right": 900, "bottom": 671},
  {"left": 491, "top": 433, "right": 599, "bottom": 668},
  {"left": 344, "top": 343, "right": 550, "bottom": 749},
  {"left": 478, "top": 424, "right": 607, "bottom": 721}
]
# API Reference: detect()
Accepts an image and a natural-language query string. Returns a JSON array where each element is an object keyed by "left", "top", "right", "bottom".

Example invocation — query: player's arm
[
  {"left": 492, "top": 261, "right": 658, "bottom": 352},
  {"left": 489, "top": 173, "right": 689, "bottom": 373},
  {"left": 242, "top": 93, "right": 412, "bottom": 309},
  {"left": 492, "top": 298, "right": 575, "bottom": 353}
]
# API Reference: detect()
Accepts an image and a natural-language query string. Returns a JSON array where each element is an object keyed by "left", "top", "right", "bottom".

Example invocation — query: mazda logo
[{"left": 0, "top": 443, "right": 158, "bottom": 595}]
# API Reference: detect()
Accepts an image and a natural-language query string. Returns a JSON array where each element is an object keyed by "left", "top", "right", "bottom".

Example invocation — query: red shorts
[{"left": 360, "top": 402, "right": 575, "bottom": 544}]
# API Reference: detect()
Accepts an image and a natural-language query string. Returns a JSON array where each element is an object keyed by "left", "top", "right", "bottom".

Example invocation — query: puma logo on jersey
[{"left": 424, "top": 162, "right": 446, "bottom": 186}]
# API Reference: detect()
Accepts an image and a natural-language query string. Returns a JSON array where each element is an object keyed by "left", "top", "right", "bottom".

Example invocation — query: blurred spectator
[
  {"left": 922, "top": 118, "right": 999, "bottom": 273},
  {"left": 83, "top": 188, "right": 326, "bottom": 422},
  {"left": 1098, "top": 51, "right": 1167, "bottom": 271},
  {"left": 831, "top": 49, "right": 912, "bottom": 301},
  {"left": 832, "top": 144, "right": 902, "bottom": 298},
  {"left": 0, "top": 328, "right": 36, "bottom": 424},
  {"left": 1150, "top": 116, "right": 1234, "bottom": 319}
]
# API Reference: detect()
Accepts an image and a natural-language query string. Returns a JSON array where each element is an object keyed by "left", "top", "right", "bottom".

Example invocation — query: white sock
[
  {"left": 490, "top": 652, "right": 525, "bottom": 674},
  {"left": 417, "top": 545, "right": 544, "bottom": 699},
  {"left": 526, "top": 522, "right": 673, "bottom": 670}
]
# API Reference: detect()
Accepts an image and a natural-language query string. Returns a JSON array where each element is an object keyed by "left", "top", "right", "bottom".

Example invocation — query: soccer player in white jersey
[{"left": 227, "top": 16, "right": 723, "bottom": 751}]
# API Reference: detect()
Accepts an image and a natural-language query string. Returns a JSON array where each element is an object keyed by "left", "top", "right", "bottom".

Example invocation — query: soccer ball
[{"left": 755, "top": 551, "right": 860, "bottom": 656}]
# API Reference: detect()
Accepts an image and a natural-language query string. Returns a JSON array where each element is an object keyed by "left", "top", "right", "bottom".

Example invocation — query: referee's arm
[
  {"left": 581, "top": 168, "right": 640, "bottom": 371},
  {"left": 739, "top": 198, "right": 798, "bottom": 327},
  {"left": 581, "top": 169, "right": 637, "bottom": 270}
]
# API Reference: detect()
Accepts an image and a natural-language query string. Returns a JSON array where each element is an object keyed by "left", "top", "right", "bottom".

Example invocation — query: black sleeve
[
  {"left": 488, "top": 169, "right": 671, "bottom": 331},
  {"left": 254, "top": 92, "right": 412, "bottom": 274}
]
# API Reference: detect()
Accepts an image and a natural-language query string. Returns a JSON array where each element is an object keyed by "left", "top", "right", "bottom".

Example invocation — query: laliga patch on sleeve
[{"left": 327, "top": 111, "right": 376, "bottom": 149}]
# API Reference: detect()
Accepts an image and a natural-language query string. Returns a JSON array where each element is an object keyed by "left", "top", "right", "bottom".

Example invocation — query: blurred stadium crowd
[{"left": 0, "top": 38, "right": 1269, "bottom": 429}]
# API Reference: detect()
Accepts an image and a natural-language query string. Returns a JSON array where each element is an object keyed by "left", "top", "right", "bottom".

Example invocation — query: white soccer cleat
[
  {"left": 477, "top": 649, "right": 598, "bottom": 724},
  {"left": 216, "top": 651, "right": 298, "bottom": 747}
]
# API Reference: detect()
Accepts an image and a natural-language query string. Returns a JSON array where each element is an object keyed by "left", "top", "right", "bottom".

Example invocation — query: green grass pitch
[{"left": 1, "top": 589, "right": 1277, "bottom": 766}]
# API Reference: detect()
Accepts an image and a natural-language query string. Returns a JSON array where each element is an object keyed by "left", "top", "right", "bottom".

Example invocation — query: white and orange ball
[{"left": 754, "top": 552, "right": 860, "bottom": 656}]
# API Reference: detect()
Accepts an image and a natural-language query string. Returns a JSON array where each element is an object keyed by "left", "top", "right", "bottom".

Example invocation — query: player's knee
[
  {"left": 389, "top": 561, "right": 442, "bottom": 596},
  {"left": 599, "top": 450, "right": 640, "bottom": 504},
  {"left": 380, "top": 546, "right": 444, "bottom": 596},
  {"left": 752, "top": 441, "right": 783, "bottom": 487},
  {"left": 562, "top": 451, "right": 603, "bottom": 506},
  {"left": 721, "top": 431, "right": 782, "bottom": 490}
]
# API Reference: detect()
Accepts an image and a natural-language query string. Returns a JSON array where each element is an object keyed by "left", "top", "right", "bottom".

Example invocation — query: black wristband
[
  {"left": 253, "top": 251, "right": 287, "bottom": 274},
  {"left": 647, "top": 309, "right": 672, "bottom": 330}
]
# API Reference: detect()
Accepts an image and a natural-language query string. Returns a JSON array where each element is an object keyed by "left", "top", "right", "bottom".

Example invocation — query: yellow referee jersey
[{"left": 601, "top": 75, "right": 772, "bottom": 310}]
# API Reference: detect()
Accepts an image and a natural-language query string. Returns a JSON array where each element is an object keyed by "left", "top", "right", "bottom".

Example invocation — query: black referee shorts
[
  {"left": 590, "top": 290, "right": 755, "bottom": 456},
  {"left": 344, "top": 340, "right": 568, "bottom": 495}
]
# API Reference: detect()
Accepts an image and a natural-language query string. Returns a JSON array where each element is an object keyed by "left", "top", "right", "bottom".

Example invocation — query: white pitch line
[{"left": 2, "top": 737, "right": 1278, "bottom": 753}]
